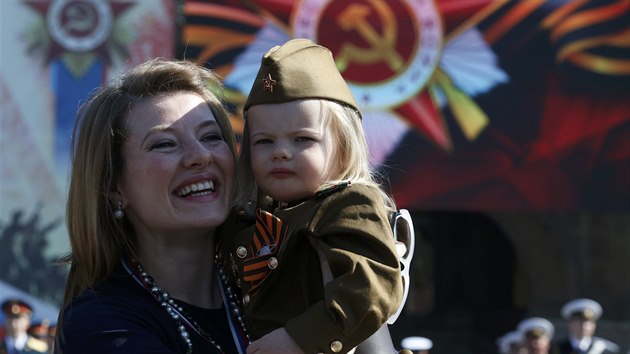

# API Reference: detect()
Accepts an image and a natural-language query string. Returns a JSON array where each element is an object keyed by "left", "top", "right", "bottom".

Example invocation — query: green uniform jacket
[{"left": 219, "top": 183, "right": 403, "bottom": 354}]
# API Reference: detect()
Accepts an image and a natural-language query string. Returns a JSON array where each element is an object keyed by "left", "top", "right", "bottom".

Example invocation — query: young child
[{"left": 218, "top": 38, "right": 404, "bottom": 354}]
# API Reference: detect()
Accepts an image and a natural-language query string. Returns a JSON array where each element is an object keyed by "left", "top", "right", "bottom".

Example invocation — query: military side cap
[
  {"left": 244, "top": 38, "right": 360, "bottom": 115},
  {"left": 561, "top": 298, "right": 602, "bottom": 321},
  {"left": 1, "top": 298, "right": 33, "bottom": 316},
  {"left": 517, "top": 317, "right": 554, "bottom": 339}
]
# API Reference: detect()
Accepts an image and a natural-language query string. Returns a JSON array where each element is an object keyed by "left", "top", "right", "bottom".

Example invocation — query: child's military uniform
[
  {"left": 219, "top": 38, "right": 405, "bottom": 354},
  {"left": 219, "top": 183, "right": 403, "bottom": 354}
]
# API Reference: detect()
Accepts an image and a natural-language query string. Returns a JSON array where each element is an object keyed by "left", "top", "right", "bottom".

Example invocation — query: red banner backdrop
[{"left": 180, "top": 0, "right": 630, "bottom": 212}]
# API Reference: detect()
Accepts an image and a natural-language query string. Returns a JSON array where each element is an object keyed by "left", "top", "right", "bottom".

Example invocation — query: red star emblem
[{"left": 262, "top": 73, "right": 276, "bottom": 92}]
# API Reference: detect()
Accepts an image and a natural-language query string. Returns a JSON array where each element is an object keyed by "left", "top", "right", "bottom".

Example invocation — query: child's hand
[{"left": 246, "top": 328, "right": 304, "bottom": 354}]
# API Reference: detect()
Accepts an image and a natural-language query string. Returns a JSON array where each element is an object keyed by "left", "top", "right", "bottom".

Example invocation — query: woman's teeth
[{"left": 176, "top": 181, "right": 215, "bottom": 197}]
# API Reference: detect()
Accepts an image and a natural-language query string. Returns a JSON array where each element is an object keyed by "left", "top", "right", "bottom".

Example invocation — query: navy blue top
[{"left": 56, "top": 264, "right": 239, "bottom": 354}]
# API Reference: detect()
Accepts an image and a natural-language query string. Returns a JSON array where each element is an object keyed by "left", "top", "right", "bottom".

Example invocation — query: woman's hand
[
  {"left": 395, "top": 241, "right": 407, "bottom": 259},
  {"left": 246, "top": 328, "right": 304, "bottom": 354}
]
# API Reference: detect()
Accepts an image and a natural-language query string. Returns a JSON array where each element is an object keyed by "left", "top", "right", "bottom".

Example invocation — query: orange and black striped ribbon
[
  {"left": 242, "top": 209, "right": 287, "bottom": 290},
  {"left": 477, "top": 0, "right": 630, "bottom": 76},
  {"left": 543, "top": 0, "right": 630, "bottom": 76}
]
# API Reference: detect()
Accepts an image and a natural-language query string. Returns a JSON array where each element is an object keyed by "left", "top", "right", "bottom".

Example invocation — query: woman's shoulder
[
  {"left": 62, "top": 271, "right": 156, "bottom": 326},
  {"left": 59, "top": 271, "right": 181, "bottom": 353}
]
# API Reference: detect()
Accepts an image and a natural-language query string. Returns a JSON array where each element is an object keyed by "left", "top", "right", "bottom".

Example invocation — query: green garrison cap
[{"left": 244, "top": 38, "right": 360, "bottom": 115}]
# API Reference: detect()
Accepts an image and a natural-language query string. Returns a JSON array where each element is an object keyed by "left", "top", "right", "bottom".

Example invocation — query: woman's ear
[
  {"left": 109, "top": 187, "right": 125, "bottom": 219},
  {"left": 111, "top": 186, "right": 126, "bottom": 207}
]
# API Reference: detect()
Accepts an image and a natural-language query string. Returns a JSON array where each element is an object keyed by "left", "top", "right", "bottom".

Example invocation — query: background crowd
[{"left": 1, "top": 294, "right": 625, "bottom": 354}]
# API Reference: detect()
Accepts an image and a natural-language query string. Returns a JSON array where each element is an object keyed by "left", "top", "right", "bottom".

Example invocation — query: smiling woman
[{"left": 55, "top": 59, "right": 248, "bottom": 354}]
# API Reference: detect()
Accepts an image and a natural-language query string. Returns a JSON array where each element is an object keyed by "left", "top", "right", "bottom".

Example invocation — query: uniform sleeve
[
  {"left": 284, "top": 185, "right": 403, "bottom": 353},
  {"left": 58, "top": 294, "right": 181, "bottom": 354}
]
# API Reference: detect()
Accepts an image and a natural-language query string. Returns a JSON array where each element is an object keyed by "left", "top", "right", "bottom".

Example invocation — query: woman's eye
[{"left": 149, "top": 140, "right": 175, "bottom": 150}]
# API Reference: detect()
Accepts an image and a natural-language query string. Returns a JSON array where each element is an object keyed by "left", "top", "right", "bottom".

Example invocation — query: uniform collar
[
  {"left": 5, "top": 332, "right": 28, "bottom": 350},
  {"left": 569, "top": 336, "right": 592, "bottom": 351}
]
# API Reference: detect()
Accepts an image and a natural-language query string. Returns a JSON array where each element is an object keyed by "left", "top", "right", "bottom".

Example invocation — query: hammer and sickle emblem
[
  {"left": 63, "top": 2, "right": 97, "bottom": 33},
  {"left": 336, "top": 0, "right": 404, "bottom": 73}
]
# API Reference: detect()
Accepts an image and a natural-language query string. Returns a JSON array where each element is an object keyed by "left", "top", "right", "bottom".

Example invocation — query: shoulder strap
[
  {"left": 308, "top": 236, "right": 333, "bottom": 284},
  {"left": 308, "top": 236, "right": 397, "bottom": 354}
]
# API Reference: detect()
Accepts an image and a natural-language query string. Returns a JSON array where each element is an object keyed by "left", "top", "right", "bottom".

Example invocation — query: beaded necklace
[{"left": 122, "top": 257, "right": 250, "bottom": 354}]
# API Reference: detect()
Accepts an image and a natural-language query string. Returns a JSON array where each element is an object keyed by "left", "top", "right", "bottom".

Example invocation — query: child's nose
[{"left": 272, "top": 143, "right": 291, "bottom": 160}]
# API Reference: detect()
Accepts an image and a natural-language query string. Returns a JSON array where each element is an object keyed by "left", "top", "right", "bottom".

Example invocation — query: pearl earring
[{"left": 114, "top": 201, "right": 125, "bottom": 219}]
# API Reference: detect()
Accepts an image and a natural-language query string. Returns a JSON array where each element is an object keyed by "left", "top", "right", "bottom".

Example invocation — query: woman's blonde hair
[
  {"left": 235, "top": 99, "right": 395, "bottom": 212},
  {"left": 61, "top": 58, "right": 236, "bottom": 308}
]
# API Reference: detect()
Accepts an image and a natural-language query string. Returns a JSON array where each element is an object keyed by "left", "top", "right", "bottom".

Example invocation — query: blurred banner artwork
[
  {"left": 1, "top": 0, "right": 629, "bottom": 328},
  {"left": 0, "top": 0, "right": 176, "bottom": 321},
  {"left": 181, "top": 0, "right": 630, "bottom": 212}
]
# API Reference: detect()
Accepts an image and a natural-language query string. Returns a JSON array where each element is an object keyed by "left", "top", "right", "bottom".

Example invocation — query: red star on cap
[{"left": 262, "top": 73, "right": 276, "bottom": 92}]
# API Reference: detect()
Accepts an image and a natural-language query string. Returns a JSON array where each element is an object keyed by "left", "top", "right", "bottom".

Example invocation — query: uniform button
[
  {"left": 268, "top": 257, "right": 278, "bottom": 269},
  {"left": 330, "top": 340, "right": 343, "bottom": 352},
  {"left": 236, "top": 278, "right": 242, "bottom": 287},
  {"left": 236, "top": 246, "right": 247, "bottom": 258},
  {"left": 243, "top": 294, "right": 250, "bottom": 305}
]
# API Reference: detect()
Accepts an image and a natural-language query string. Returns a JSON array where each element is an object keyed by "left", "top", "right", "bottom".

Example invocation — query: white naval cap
[
  {"left": 517, "top": 317, "right": 555, "bottom": 339},
  {"left": 401, "top": 336, "right": 433, "bottom": 351},
  {"left": 561, "top": 298, "right": 602, "bottom": 321},
  {"left": 496, "top": 331, "right": 523, "bottom": 354}
]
